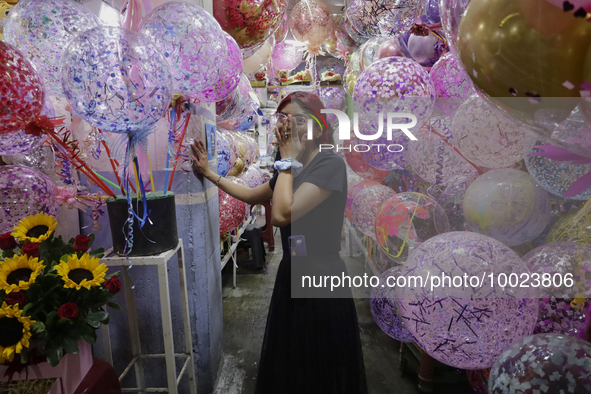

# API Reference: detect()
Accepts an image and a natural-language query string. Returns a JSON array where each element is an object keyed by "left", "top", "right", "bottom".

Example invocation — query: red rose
[
  {"left": 103, "top": 277, "right": 122, "bottom": 294},
  {"left": 58, "top": 303, "right": 78, "bottom": 319},
  {"left": 21, "top": 243, "right": 40, "bottom": 258},
  {"left": 73, "top": 235, "right": 91, "bottom": 253},
  {"left": 0, "top": 232, "right": 17, "bottom": 251},
  {"left": 4, "top": 291, "right": 28, "bottom": 306}
]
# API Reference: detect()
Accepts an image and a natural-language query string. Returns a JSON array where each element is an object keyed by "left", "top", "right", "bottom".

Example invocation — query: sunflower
[
  {"left": 55, "top": 254, "right": 108, "bottom": 290},
  {"left": 0, "top": 302, "right": 34, "bottom": 363},
  {"left": 0, "top": 254, "right": 45, "bottom": 294},
  {"left": 11, "top": 213, "right": 57, "bottom": 243}
]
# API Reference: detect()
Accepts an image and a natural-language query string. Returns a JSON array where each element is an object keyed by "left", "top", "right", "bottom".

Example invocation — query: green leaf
[
  {"left": 22, "top": 303, "right": 33, "bottom": 315},
  {"left": 107, "top": 302, "right": 122, "bottom": 311},
  {"left": 20, "top": 348, "right": 29, "bottom": 364},
  {"left": 46, "top": 311, "right": 59, "bottom": 327},
  {"left": 62, "top": 337, "right": 79, "bottom": 355},
  {"left": 31, "top": 321, "right": 46, "bottom": 334},
  {"left": 46, "top": 346, "right": 63, "bottom": 367},
  {"left": 87, "top": 311, "right": 108, "bottom": 322},
  {"left": 57, "top": 318, "right": 71, "bottom": 328},
  {"left": 86, "top": 319, "right": 101, "bottom": 329},
  {"left": 88, "top": 233, "right": 95, "bottom": 247},
  {"left": 82, "top": 329, "right": 97, "bottom": 345}
]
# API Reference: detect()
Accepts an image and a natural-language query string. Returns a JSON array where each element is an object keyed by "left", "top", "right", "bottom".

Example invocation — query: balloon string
[{"left": 163, "top": 105, "right": 177, "bottom": 194}]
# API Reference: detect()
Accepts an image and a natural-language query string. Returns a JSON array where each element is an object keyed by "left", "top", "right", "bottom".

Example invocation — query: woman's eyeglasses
[{"left": 273, "top": 113, "right": 308, "bottom": 127}]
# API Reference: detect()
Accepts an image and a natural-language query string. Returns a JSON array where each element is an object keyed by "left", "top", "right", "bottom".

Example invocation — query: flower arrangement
[{"left": 0, "top": 213, "right": 120, "bottom": 370}]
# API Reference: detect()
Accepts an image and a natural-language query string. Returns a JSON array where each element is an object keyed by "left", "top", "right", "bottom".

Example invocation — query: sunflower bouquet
[{"left": 0, "top": 213, "right": 121, "bottom": 370}]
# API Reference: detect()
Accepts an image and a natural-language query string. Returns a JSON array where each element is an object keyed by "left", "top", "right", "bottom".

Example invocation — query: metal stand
[
  {"left": 99, "top": 239, "right": 197, "bottom": 394},
  {"left": 220, "top": 214, "right": 257, "bottom": 288}
]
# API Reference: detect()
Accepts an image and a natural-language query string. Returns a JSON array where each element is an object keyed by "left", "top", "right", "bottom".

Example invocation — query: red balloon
[
  {"left": 0, "top": 41, "right": 45, "bottom": 134},
  {"left": 219, "top": 177, "right": 247, "bottom": 233}
]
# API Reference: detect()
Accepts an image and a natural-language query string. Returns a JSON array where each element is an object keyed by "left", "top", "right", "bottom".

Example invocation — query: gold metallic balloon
[
  {"left": 457, "top": 0, "right": 591, "bottom": 99},
  {"left": 228, "top": 158, "right": 245, "bottom": 177}
]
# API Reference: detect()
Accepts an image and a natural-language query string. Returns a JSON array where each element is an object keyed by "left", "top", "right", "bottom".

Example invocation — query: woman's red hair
[{"left": 276, "top": 92, "right": 331, "bottom": 145}]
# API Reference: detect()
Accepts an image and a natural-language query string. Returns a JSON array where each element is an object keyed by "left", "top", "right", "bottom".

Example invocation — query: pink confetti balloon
[
  {"left": 430, "top": 52, "right": 476, "bottom": 117},
  {"left": 0, "top": 41, "right": 45, "bottom": 135},
  {"left": 522, "top": 242, "right": 591, "bottom": 339},
  {"left": 4, "top": 0, "right": 101, "bottom": 97},
  {"left": 353, "top": 57, "right": 435, "bottom": 132},
  {"left": 452, "top": 97, "right": 536, "bottom": 169},
  {"left": 272, "top": 41, "right": 304, "bottom": 71},
  {"left": 396, "top": 231, "right": 539, "bottom": 370},
  {"left": 289, "top": 0, "right": 335, "bottom": 53},
  {"left": 140, "top": 2, "right": 227, "bottom": 94},
  {"left": 193, "top": 32, "right": 242, "bottom": 103},
  {"left": 408, "top": 116, "right": 478, "bottom": 186},
  {"left": 0, "top": 166, "right": 60, "bottom": 234},
  {"left": 219, "top": 176, "right": 247, "bottom": 233},
  {"left": 240, "top": 164, "right": 264, "bottom": 189},
  {"left": 463, "top": 169, "right": 551, "bottom": 246},
  {"left": 351, "top": 184, "right": 396, "bottom": 237},
  {"left": 370, "top": 266, "right": 414, "bottom": 342},
  {"left": 375, "top": 192, "right": 449, "bottom": 262}
]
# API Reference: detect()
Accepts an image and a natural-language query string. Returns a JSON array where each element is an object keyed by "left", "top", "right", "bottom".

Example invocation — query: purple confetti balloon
[
  {"left": 430, "top": 52, "right": 475, "bottom": 117},
  {"left": 463, "top": 169, "right": 551, "bottom": 246},
  {"left": 522, "top": 242, "right": 591, "bottom": 338},
  {"left": 318, "top": 87, "right": 346, "bottom": 127},
  {"left": 140, "top": 2, "right": 227, "bottom": 95},
  {"left": 370, "top": 266, "right": 414, "bottom": 342},
  {"left": 0, "top": 97, "right": 56, "bottom": 156},
  {"left": 489, "top": 334, "right": 591, "bottom": 393},
  {"left": 0, "top": 166, "right": 60, "bottom": 233},
  {"left": 272, "top": 41, "right": 304, "bottom": 71},
  {"left": 396, "top": 231, "right": 539, "bottom": 370},
  {"left": 351, "top": 184, "right": 396, "bottom": 237},
  {"left": 353, "top": 57, "right": 435, "bottom": 133},
  {"left": 4, "top": 0, "right": 101, "bottom": 97},
  {"left": 61, "top": 26, "right": 172, "bottom": 133},
  {"left": 194, "top": 32, "right": 242, "bottom": 103},
  {"left": 358, "top": 132, "right": 409, "bottom": 171},
  {"left": 240, "top": 164, "right": 264, "bottom": 189}
]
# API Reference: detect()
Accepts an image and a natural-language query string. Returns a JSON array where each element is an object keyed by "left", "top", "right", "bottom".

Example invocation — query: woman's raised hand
[{"left": 190, "top": 140, "right": 211, "bottom": 177}]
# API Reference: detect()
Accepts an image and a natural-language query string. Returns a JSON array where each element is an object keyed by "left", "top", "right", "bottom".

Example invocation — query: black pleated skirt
[{"left": 254, "top": 255, "right": 368, "bottom": 394}]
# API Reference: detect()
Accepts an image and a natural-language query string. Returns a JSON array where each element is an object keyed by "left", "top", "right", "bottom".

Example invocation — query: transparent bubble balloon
[
  {"left": 377, "top": 0, "right": 423, "bottom": 37},
  {"left": 0, "top": 94, "right": 55, "bottom": 156},
  {"left": 396, "top": 231, "right": 539, "bottom": 370},
  {"left": 430, "top": 52, "right": 476, "bottom": 117},
  {"left": 436, "top": 182, "right": 470, "bottom": 232},
  {"left": 406, "top": 33, "right": 444, "bottom": 68},
  {"left": 522, "top": 242, "right": 591, "bottom": 338},
  {"left": 358, "top": 37, "right": 389, "bottom": 71},
  {"left": 424, "top": 0, "right": 441, "bottom": 24},
  {"left": 140, "top": 2, "right": 227, "bottom": 95},
  {"left": 194, "top": 32, "right": 242, "bottom": 103},
  {"left": 346, "top": 180, "right": 380, "bottom": 221},
  {"left": 240, "top": 164, "right": 264, "bottom": 189},
  {"left": 439, "top": 0, "right": 471, "bottom": 59},
  {"left": 274, "top": 11, "right": 289, "bottom": 44},
  {"left": 525, "top": 146, "right": 591, "bottom": 201},
  {"left": 377, "top": 39, "right": 405, "bottom": 60},
  {"left": 375, "top": 192, "right": 449, "bottom": 263},
  {"left": 0, "top": 166, "right": 60, "bottom": 234},
  {"left": 61, "top": 26, "right": 172, "bottom": 133},
  {"left": 0, "top": 41, "right": 45, "bottom": 135},
  {"left": 219, "top": 176, "right": 247, "bottom": 233},
  {"left": 351, "top": 183, "right": 396, "bottom": 237},
  {"left": 318, "top": 87, "right": 346, "bottom": 128},
  {"left": 353, "top": 57, "right": 435, "bottom": 132},
  {"left": 489, "top": 334, "right": 591, "bottom": 394},
  {"left": 545, "top": 208, "right": 591, "bottom": 245},
  {"left": 243, "top": 36, "right": 274, "bottom": 76},
  {"left": 370, "top": 266, "right": 414, "bottom": 342},
  {"left": 408, "top": 116, "right": 479, "bottom": 186},
  {"left": 217, "top": 90, "right": 244, "bottom": 124},
  {"left": 272, "top": 41, "right": 304, "bottom": 72},
  {"left": 452, "top": 97, "right": 536, "bottom": 169},
  {"left": 216, "top": 130, "right": 233, "bottom": 177},
  {"left": 4, "top": 0, "right": 101, "bottom": 97},
  {"left": 213, "top": 0, "right": 288, "bottom": 51},
  {"left": 289, "top": 0, "right": 334, "bottom": 53},
  {"left": 336, "top": 14, "right": 365, "bottom": 48},
  {"left": 3, "top": 146, "right": 55, "bottom": 177},
  {"left": 463, "top": 169, "right": 551, "bottom": 246},
  {"left": 358, "top": 130, "right": 410, "bottom": 171}
]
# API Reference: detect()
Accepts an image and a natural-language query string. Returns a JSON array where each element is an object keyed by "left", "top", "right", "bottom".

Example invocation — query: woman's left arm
[{"left": 271, "top": 178, "right": 333, "bottom": 227}]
